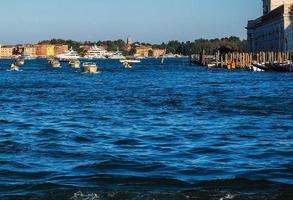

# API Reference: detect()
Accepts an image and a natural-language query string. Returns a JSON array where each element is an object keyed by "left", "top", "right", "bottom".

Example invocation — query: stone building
[
  {"left": 247, "top": 0, "right": 293, "bottom": 52},
  {"left": 54, "top": 44, "right": 68, "bottom": 56},
  {"left": 24, "top": 45, "right": 36, "bottom": 57},
  {"left": 152, "top": 48, "right": 166, "bottom": 58},
  {"left": 0, "top": 45, "right": 14, "bottom": 58},
  {"left": 36, "top": 44, "right": 55, "bottom": 57},
  {"left": 135, "top": 45, "right": 152, "bottom": 57}
]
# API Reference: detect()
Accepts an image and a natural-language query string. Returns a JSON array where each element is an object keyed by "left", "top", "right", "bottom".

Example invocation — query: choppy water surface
[{"left": 0, "top": 58, "right": 292, "bottom": 199}]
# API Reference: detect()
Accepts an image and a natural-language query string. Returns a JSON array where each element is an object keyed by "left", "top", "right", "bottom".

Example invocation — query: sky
[{"left": 0, "top": 0, "right": 262, "bottom": 44}]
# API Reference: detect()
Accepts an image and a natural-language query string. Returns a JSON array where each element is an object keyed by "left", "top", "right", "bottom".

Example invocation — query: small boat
[
  {"left": 15, "top": 58, "right": 25, "bottom": 65},
  {"left": 69, "top": 59, "right": 81, "bottom": 68},
  {"left": 248, "top": 64, "right": 265, "bottom": 72},
  {"left": 50, "top": 60, "right": 61, "bottom": 68},
  {"left": 82, "top": 62, "right": 98, "bottom": 73},
  {"left": 251, "top": 62, "right": 293, "bottom": 72},
  {"left": 251, "top": 62, "right": 268, "bottom": 71},
  {"left": 119, "top": 59, "right": 141, "bottom": 64},
  {"left": 47, "top": 58, "right": 54, "bottom": 64},
  {"left": 109, "top": 51, "right": 126, "bottom": 60},
  {"left": 9, "top": 63, "right": 20, "bottom": 71},
  {"left": 122, "top": 61, "right": 132, "bottom": 69},
  {"left": 270, "top": 63, "right": 293, "bottom": 72}
]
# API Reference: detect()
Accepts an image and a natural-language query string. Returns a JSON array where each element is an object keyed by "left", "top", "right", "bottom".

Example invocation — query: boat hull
[
  {"left": 83, "top": 66, "right": 97, "bottom": 73},
  {"left": 119, "top": 60, "right": 141, "bottom": 64}
]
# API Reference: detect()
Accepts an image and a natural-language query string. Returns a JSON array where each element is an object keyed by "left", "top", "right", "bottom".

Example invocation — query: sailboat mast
[{"left": 161, "top": 48, "right": 167, "bottom": 64}]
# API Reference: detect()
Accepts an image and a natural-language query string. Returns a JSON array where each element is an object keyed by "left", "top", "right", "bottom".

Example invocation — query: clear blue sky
[{"left": 0, "top": 0, "right": 262, "bottom": 44}]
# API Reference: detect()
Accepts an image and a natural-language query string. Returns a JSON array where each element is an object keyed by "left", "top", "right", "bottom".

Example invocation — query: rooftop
[{"left": 247, "top": 4, "right": 293, "bottom": 28}]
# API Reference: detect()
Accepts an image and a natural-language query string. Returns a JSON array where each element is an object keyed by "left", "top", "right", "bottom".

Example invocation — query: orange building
[
  {"left": 54, "top": 45, "right": 68, "bottom": 56},
  {"left": 36, "top": 45, "right": 46, "bottom": 56},
  {"left": 36, "top": 44, "right": 55, "bottom": 57},
  {"left": 0, "top": 45, "right": 14, "bottom": 58}
]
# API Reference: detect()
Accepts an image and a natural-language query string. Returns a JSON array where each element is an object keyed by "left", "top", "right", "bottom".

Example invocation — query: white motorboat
[
  {"left": 56, "top": 48, "right": 80, "bottom": 61},
  {"left": 10, "top": 63, "right": 20, "bottom": 71},
  {"left": 69, "top": 59, "right": 81, "bottom": 68},
  {"left": 50, "top": 60, "right": 61, "bottom": 68},
  {"left": 82, "top": 62, "right": 98, "bottom": 73},
  {"left": 108, "top": 51, "right": 126, "bottom": 60},
  {"left": 119, "top": 59, "right": 141, "bottom": 64},
  {"left": 15, "top": 58, "right": 25, "bottom": 65},
  {"left": 84, "top": 45, "right": 107, "bottom": 59}
]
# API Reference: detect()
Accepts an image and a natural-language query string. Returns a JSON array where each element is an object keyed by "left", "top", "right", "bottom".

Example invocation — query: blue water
[{"left": 0, "top": 58, "right": 292, "bottom": 199}]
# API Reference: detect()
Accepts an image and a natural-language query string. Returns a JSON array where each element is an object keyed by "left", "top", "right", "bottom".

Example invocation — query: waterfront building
[
  {"left": 135, "top": 45, "right": 152, "bottom": 57},
  {"left": 0, "top": 45, "right": 14, "bottom": 58},
  {"left": 152, "top": 48, "right": 166, "bottom": 58},
  {"left": 36, "top": 44, "right": 55, "bottom": 57},
  {"left": 247, "top": 0, "right": 293, "bottom": 52},
  {"left": 54, "top": 45, "right": 69, "bottom": 56},
  {"left": 22, "top": 45, "right": 37, "bottom": 57}
]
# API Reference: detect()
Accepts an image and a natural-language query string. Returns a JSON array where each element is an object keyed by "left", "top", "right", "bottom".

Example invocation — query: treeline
[
  {"left": 39, "top": 36, "right": 247, "bottom": 55},
  {"left": 153, "top": 36, "right": 247, "bottom": 55}
]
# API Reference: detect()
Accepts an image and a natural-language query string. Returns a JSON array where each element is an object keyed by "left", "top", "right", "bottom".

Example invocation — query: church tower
[{"left": 127, "top": 35, "right": 132, "bottom": 50}]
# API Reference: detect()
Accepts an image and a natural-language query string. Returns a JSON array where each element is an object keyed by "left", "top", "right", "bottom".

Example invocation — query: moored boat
[
  {"left": 251, "top": 62, "right": 293, "bottom": 72},
  {"left": 108, "top": 51, "right": 126, "bottom": 60},
  {"left": 56, "top": 48, "right": 80, "bottom": 61},
  {"left": 82, "top": 62, "right": 98, "bottom": 73},
  {"left": 248, "top": 64, "right": 265, "bottom": 72},
  {"left": 270, "top": 63, "right": 293, "bottom": 72},
  {"left": 84, "top": 45, "right": 107, "bottom": 59}
]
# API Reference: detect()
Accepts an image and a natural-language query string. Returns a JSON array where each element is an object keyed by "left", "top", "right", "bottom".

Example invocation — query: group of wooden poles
[{"left": 192, "top": 51, "right": 293, "bottom": 69}]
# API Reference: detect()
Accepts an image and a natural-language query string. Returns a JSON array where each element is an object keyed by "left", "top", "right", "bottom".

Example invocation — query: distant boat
[
  {"left": 251, "top": 62, "right": 293, "bottom": 72},
  {"left": 248, "top": 64, "right": 265, "bottom": 72},
  {"left": 119, "top": 58, "right": 141, "bottom": 64},
  {"left": 15, "top": 58, "right": 25, "bottom": 65},
  {"left": 69, "top": 59, "right": 81, "bottom": 68},
  {"left": 50, "top": 60, "right": 61, "bottom": 68},
  {"left": 109, "top": 51, "right": 126, "bottom": 60},
  {"left": 120, "top": 58, "right": 141, "bottom": 69},
  {"left": 9, "top": 63, "right": 20, "bottom": 71},
  {"left": 56, "top": 48, "right": 80, "bottom": 61},
  {"left": 269, "top": 63, "right": 293, "bottom": 72},
  {"left": 82, "top": 62, "right": 98, "bottom": 73},
  {"left": 84, "top": 45, "right": 107, "bottom": 59}
]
